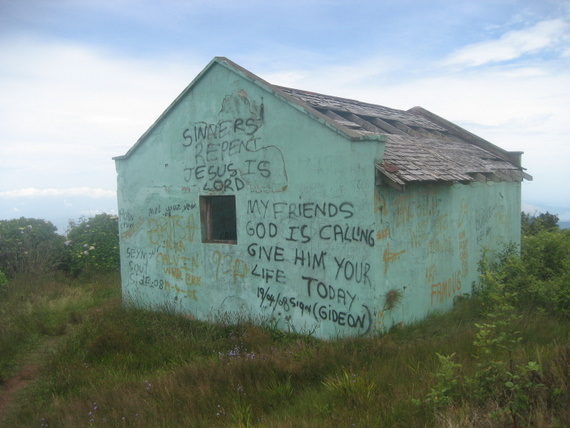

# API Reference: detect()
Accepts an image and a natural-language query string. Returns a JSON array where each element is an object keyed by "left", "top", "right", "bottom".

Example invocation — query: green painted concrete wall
[
  {"left": 373, "top": 181, "right": 521, "bottom": 331},
  {"left": 115, "top": 60, "right": 521, "bottom": 338}
]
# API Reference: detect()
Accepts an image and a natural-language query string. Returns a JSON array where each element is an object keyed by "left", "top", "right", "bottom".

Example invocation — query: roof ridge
[{"left": 276, "top": 85, "right": 410, "bottom": 114}]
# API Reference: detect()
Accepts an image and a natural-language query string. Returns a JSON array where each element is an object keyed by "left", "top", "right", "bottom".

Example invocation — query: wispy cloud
[
  {"left": 0, "top": 0, "right": 569, "bottom": 223},
  {"left": 0, "top": 36, "right": 201, "bottom": 192},
  {"left": 442, "top": 19, "right": 569, "bottom": 67},
  {"left": 0, "top": 188, "right": 116, "bottom": 198}
]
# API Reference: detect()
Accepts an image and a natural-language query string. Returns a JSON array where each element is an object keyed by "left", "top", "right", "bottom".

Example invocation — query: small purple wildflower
[
  {"left": 215, "top": 404, "right": 226, "bottom": 416},
  {"left": 218, "top": 345, "right": 258, "bottom": 361}
]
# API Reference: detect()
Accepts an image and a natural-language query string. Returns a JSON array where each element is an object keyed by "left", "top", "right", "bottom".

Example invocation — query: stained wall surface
[
  {"left": 116, "top": 60, "right": 522, "bottom": 338},
  {"left": 373, "top": 181, "right": 521, "bottom": 330},
  {"left": 116, "top": 61, "right": 386, "bottom": 338}
]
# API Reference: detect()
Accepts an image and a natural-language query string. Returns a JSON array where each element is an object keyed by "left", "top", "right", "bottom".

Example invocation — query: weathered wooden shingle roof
[
  {"left": 115, "top": 56, "right": 532, "bottom": 191},
  {"left": 278, "top": 86, "right": 532, "bottom": 191}
]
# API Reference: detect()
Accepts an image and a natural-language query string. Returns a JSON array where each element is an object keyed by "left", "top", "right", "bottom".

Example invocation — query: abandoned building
[{"left": 114, "top": 57, "right": 531, "bottom": 338}]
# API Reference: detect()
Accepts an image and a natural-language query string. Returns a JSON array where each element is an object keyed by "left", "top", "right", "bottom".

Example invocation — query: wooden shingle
[{"left": 278, "top": 86, "right": 532, "bottom": 189}]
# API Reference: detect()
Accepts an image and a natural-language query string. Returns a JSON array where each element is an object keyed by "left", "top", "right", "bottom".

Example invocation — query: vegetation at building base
[{"left": 0, "top": 212, "right": 568, "bottom": 427}]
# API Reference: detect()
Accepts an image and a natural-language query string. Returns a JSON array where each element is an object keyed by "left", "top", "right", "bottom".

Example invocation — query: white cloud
[
  {"left": 1, "top": 11, "right": 569, "bottom": 223},
  {"left": 0, "top": 188, "right": 116, "bottom": 198},
  {"left": 442, "top": 19, "right": 569, "bottom": 67},
  {"left": 256, "top": 53, "right": 570, "bottom": 211},
  {"left": 0, "top": 36, "right": 204, "bottom": 192},
  {"left": 0, "top": 36, "right": 197, "bottom": 146}
]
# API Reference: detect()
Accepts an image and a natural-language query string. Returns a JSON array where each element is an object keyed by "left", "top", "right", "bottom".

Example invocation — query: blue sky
[{"left": 1, "top": 0, "right": 569, "bottom": 232}]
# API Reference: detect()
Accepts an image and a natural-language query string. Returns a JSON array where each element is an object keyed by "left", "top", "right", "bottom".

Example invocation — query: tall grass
[
  {"left": 0, "top": 272, "right": 119, "bottom": 384},
  {"left": 1, "top": 249, "right": 569, "bottom": 427},
  {"left": 2, "top": 214, "right": 567, "bottom": 426}
]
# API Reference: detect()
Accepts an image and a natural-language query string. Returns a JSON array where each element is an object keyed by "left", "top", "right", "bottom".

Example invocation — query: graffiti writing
[
  {"left": 119, "top": 208, "right": 135, "bottom": 230},
  {"left": 252, "top": 264, "right": 286, "bottom": 284},
  {"left": 182, "top": 118, "right": 261, "bottom": 148},
  {"left": 430, "top": 270, "right": 462, "bottom": 305},
  {"left": 390, "top": 192, "right": 442, "bottom": 228},
  {"left": 383, "top": 243, "right": 407, "bottom": 273},
  {"left": 256, "top": 281, "right": 371, "bottom": 335},
  {"left": 248, "top": 199, "right": 354, "bottom": 220},
  {"left": 246, "top": 221, "right": 278, "bottom": 239},
  {"left": 148, "top": 215, "right": 198, "bottom": 248},
  {"left": 212, "top": 250, "right": 250, "bottom": 280},
  {"left": 257, "top": 286, "right": 312, "bottom": 316},
  {"left": 294, "top": 249, "right": 326, "bottom": 270},
  {"left": 333, "top": 257, "right": 371, "bottom": 286},
  {"left": 314, "top": 304, "right": 371, "bottom": 333},
  {"left": 458, "top": 230, "right": 468, "bottom": 275},
  {"left": 303, "top": 276, "right": 357, "bottom": 310},
  {"left": 247, "top": 243, "right": 286, "bottom": 261},
  {"left": 376, "top": 226, "right": 391, "bottom": 241}
]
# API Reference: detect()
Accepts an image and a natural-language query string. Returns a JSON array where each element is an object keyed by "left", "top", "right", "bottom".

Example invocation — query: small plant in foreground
[
  {"left": 464, "top": 248, "right": 553, "bottom": 425},
  {"left": 267, "top": 376, "right": 294, "bottom": 401},
  {"left": 322, "top": 369, "right": 376, "bottom": 406},
  {"left": 413, "top": 353, "right": 462, "bottom": 409}
]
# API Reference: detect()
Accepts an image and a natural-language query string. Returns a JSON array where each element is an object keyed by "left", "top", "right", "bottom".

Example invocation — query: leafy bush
[
  {"left": 474, "top": 222, "right": 570, "bottom": 319},
  {"left": 416, "top": 226, "right": 570, "bottom": 426},
  {"left": 522, "top": 211, "right": 560, "bottom": 236},
  {"left": 65, "top": 214, "right": 120, "bottom": 275},
  {"left": 0, "top": 218, "right": 67, "bottom": 277}
]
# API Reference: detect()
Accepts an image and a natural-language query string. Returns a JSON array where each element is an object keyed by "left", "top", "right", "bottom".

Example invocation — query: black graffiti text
[
  {"left": 302, "top": 276, "right": 357, "bottom": 310},
  {"left": 257, "top": 286, "right": 313, "bottom": 316},
  {"left": 294, "top": 249, "right": 326, "bottom": 270},
  {"left": 247, "top": 243, "right": 285, "bottom": 262},
  {"left": 252, "top": 264, "right": 286, "bottom": 284},
  {"left": 333, "top": 257, "right": 371, "bottom": 286},
  {"left": 182, "top": 119, "right": 261, "bottom": 147}
]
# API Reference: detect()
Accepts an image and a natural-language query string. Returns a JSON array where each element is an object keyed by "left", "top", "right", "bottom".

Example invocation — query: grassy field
[{"left": 0, "top": 270, "right": 569, "bottom": 427}]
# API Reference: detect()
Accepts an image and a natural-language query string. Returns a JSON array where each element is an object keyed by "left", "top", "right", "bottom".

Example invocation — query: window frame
[{"left": 199, "top": 195, "right": 237, "bottom": 244}]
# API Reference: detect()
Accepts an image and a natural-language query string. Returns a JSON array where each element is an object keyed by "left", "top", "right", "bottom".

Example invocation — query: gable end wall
[{"left": 116, "top": 62, "right": 386, "bottom": 338}]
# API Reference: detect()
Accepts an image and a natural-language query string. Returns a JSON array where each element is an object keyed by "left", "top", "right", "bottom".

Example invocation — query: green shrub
[
  {"left": 522, "top": 230, "right": 570, "bottom": 281},
  {"left": 65, "top": 214, "right": 120, "bottom": 275},
  {"left": 0, "top": 218, "right": 67, "bottom": 277},
  {"left": 475, "top": 226, "right": 570, "bottom": 318},
  {"left": 522, "top": 211, "right": 560, "bottom": 236}
]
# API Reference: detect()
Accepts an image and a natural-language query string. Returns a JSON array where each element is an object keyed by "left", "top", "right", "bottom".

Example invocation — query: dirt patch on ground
[{"left": 0, "top": 338, "right": 60, "bottom": 421}]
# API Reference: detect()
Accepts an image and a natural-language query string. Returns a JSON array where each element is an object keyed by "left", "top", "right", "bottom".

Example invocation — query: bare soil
[{"left": 0, "top": 338, "right": 60, "bottom": 422}]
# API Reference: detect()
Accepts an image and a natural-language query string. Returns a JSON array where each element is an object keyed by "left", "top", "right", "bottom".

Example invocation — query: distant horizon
[{"left": 1, "top": 194, "right": 568, "bottom": 235}]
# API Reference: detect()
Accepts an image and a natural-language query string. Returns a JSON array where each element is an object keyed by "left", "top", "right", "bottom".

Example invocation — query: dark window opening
[{"left": 200, "top": 195, "right": 237, "bottom": 244}]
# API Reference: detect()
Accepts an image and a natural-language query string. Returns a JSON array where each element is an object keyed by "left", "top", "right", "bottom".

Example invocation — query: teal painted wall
[
  {"left": 373, "top": 181, "right": 521, "bottom": 331},
  {"left": 116, "top": 60, "right": 522, "bottom": 338}
]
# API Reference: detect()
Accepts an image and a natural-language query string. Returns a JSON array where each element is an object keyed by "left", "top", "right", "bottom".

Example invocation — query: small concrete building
[{"left": 114, "top": 57, "right": 531, "bottom": 338}]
